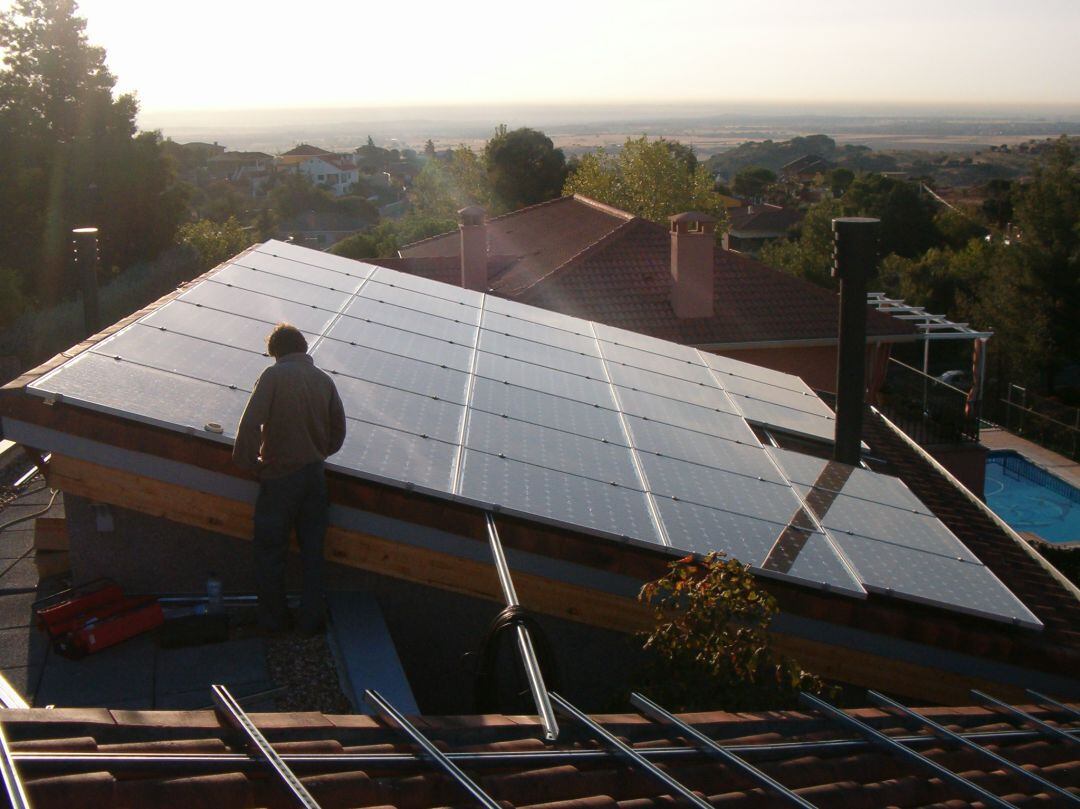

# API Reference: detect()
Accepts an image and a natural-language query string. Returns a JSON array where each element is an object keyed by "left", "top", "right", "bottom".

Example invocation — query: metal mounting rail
[
  {"left": 485, "top": 513, "right": 559, "bottom": 741},
  {"left": 799, "top": 693, "right": 1016, "bottom": 809},
  {"left": 972, "top": 690, "right": 1080, "bottom": 748},
  {"left": 211, "top": 684, "right": 321, "bottom": 809},
  {"left": 631, "top": 692, "right": 816, "bottom": 808},
  {"left": 0, "top": 721, "right": 29, "bottom": 809},
  {"left": 0, "top": 673, "right": 28, "bottom": 711},
  {"left": 550, "top": 692, "right": 713, "bottom": 809},
  {"left": 869, "top": 691, "right": 1079, "bottom": 806},
  {"left": 1026, "top": 690, "right": 1080, "bottom": 723},
  {"left": 8, "top": 727, "right": 1075, "bottom": 775},
  {"left": 364, "top": 689, "right": 502, "bottom": 809}
]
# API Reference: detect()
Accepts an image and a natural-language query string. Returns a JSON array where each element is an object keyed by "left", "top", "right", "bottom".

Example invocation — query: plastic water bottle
[{"left": 206, "top": 572, "right": 223, "bottom": 614}]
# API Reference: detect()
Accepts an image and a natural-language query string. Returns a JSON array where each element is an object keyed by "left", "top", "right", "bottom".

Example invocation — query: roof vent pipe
[
  {"left": 458, "top": 205, "right": 487, "bottom": 292},
  {"left": 71, "top": 227, "right": 101, "bottom": 335},
  {"left": 832, "top": 217, "right": 879, "bottom": 465},
  {"left": 669, "top": 212, "right": 716, "bottom": 319}
]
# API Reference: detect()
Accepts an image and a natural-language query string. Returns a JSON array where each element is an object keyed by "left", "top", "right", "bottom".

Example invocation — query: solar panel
[{"left": 25, "top": 240, "right": 1039, "bottom": 627}]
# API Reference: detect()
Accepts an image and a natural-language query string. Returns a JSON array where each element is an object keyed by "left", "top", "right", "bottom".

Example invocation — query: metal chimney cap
[
  {"left": 72, "top": 227, "right": 99, "bottom": 234},
  {"left": 832, "top": 217, "right": 880, "bottom": 225},
  {"left": 458, "top": 206, "right": 485, "bottom": 226}
]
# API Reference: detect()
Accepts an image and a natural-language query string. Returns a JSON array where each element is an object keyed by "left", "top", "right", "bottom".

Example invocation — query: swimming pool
[{"left": 984, "top": 450, "right": 1080, "bottom": 545}]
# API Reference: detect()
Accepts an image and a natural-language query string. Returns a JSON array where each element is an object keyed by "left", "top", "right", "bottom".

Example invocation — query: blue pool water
[{"left": 984, "top": 451, "right": 1080, "bottom": 544}]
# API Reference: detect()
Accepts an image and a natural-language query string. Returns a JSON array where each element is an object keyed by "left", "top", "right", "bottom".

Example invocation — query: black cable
[
  {"left": 473, "top": 604, "right": 560, "bottom": 714},
  {"left": 0, "top": 488, "right": 59, "bottom": 533}
]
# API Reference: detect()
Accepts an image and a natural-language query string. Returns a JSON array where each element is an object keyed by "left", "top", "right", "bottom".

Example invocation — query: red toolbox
[{"left": 34, "top": 580, "right": 163, "bottom": 657}]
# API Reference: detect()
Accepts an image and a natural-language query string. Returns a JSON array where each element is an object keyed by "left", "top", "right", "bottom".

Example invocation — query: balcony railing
[{"left": 875, "top": 357, "right": 980, "bottom": 445}]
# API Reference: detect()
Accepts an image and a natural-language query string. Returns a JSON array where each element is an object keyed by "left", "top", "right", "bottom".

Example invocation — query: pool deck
[{"left": 980, "top": 426, "right": 1080, "bottom": 488}]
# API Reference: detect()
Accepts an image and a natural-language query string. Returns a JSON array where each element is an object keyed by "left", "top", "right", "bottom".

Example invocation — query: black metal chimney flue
[
  {"left": 832, "top": 217, "right": 880, "bottom": 465},
  {"left": 71, "top": 227, "right": 101, "bottom": 335}
]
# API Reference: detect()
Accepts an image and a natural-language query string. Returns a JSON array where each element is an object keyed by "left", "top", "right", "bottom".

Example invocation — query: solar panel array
[{"left": 27, "top": 241, "right": 1041, "bottom": 628}]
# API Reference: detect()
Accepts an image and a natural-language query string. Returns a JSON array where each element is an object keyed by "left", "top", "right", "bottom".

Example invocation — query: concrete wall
[{"left": 63, "top": 494, "right": 644, "bottom": 714}]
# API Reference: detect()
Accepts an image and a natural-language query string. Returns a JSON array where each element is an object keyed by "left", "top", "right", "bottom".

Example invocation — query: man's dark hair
[{"left": 266, "top": 323, "right": 308, "bottom": 358}]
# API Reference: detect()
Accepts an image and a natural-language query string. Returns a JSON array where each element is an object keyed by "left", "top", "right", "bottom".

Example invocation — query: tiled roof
[
  {"left": 390, "top": 196, "right": 913, "bottom": 346},
  {"left": 283, "top": 144, "right": 334, "bottom": 157},
  {"left": 727, "top": 204, "right": 804, "bottom": 235},
  {"left": 4, "top": 701, "right": 1077, "bottom": 808}
]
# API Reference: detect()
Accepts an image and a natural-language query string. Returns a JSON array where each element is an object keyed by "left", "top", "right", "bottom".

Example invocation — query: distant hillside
[{"left": 707, "top": 134, "right": 900, "bottom": 179}]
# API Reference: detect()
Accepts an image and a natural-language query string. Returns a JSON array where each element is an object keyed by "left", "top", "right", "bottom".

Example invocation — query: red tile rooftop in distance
[{"left": 379, "top": 195, "right": 914, "bottom": 347}]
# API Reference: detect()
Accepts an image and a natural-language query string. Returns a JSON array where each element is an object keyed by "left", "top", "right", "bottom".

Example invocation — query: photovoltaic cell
[
  {"left": 360, "top": 278, "right": 482, "bottom": 325},
  {"left": 332, "top": 373, "right": 464, "bottom": 444},
  {"left": 209, "top": 264, "right": 352, "bottom": 312},
  {"left": 32, "top": 351, "right": 249, "bottom": 438},
  {"left": 236, "top": 250, "right": 368, "bottom": 293},
  {"left": 465, "top": 409, "right": 641, "bottom": 488},
  {"left": 370, "top": 266, "right": 483, "bottom": 307},
  {"left": 482, "top": 309, "right": 599, "bottom": 356},
  {"left": 325, "top": 315, "right": 474, "bottom": 373},
  {"left": 479, "top": 329, "right": 606, "bottom": 379},
  {"left": 457, "top": 449, "right": 660, "bottom": 542},
  {"left": 311, "top": 340, "right": 470, "bottom": 404},
  {"left": 344, "top": 295, "right": 477, "bottom": 345},
  {"left": 333, "top": 423, "right": 457, "bottom": 494},
  {"left": 24, "top": 239, "right": 1039, "bottom": 628},
  {"left": 178, "top": 282, "right": 338, "bottom": 335},
  {"left": 623, "top": 412, "right": 767, "bottom": 470},
  {"left": 469, "top": 377, "right": 625, "bottom": 443},
  {"left": 475, "top": 351, "right": 616, "bottom": 406},
  {"left": 92, "top": 323, "right": 270, "bottom": 391}
]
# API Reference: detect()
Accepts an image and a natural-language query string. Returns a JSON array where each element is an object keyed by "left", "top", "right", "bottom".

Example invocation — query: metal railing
[
  {"left": 991, "top": 384, "right": 1080, "bottom": 461},
  {"left": 875, "top": 358, "right": 980, "bottom": 445}
]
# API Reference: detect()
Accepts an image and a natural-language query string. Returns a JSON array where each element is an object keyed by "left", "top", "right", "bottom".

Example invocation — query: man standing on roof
[{"left": 233, "top": 323, "right": 346, "bottom": 635}]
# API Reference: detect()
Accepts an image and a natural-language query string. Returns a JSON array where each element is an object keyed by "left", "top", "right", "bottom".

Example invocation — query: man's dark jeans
[{"left": 253, "top": 461, "right": 328, "bottom": 632}]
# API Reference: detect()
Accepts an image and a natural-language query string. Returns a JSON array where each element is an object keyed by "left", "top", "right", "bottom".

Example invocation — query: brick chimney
[
  {"left": 669, "top": 212, "right": 716, "bottom": 319},
  {"left": 458, "top": 205, "right": 487, "bottom": 291}
]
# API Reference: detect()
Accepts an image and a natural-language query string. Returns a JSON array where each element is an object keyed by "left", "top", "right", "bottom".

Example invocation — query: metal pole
[
  {"left": 0, "top": 721, "right": 30, "bottom": 809},
  {"left": 869, "top": 691, "right": 1078, "bottom": 806},
  {"left": 484, "top": 513, "right": 559, "bottom": 741},
  {"left": 1027, "top": 689, "right": 1080, "bottom": 723},
  {"left": 364, "top": 689, "right": 503, "bottom": 809},
  {"left": 550, "top": 692, "right": 714, "bottom": 809},
  {"left": 832, "top": 217, "right": 879, "bottom": 465},
  {"left": 9, "top": 728, "right": 1075, "bottom": 775},
  {"left": 972, "top": 690, "right": 1080, "bottom": 747},
  {"left": 211, "top": 684, "right": 322, "bottom": 809},
  {"left": 630, "top": 692, "right": 817, "bottom": 808},
  {"left": 800, "top": 693, "right": 1017, "bottom": 809},
  {"left": 71, "top": 227, "right": 101, "bottom": 335},
  {"left": 922, "top": 333, "right": 931, "bottom": 415}
]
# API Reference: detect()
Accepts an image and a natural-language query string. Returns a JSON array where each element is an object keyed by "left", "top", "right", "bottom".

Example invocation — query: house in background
[
  {"left": 277, "top": 144, "right": 360, "bottom": 196},
  {"left": 274, "top": 208, "right": 374, "bottom": 247},
  {"left": 722, "top": 203, "right": 804, "bottom": 254},
  {"left": 382, "top": 195, "right": 914, "bottom": 397},
  {"left": 206, "top": 150, "right": 276, "bottom": 197}
]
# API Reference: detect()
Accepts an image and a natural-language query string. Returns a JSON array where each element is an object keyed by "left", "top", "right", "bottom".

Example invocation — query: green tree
[
  {"left": 177, "top": 217, "right": 250, "bottom": 271},
  {"left": 409, "top": 145, "right": 490, "bottom": 219},
  {"left": 841, "top": 174, "right": 938, "bottom": 258},
  {"left": 564, "top": 136, "right": 727, "bottom": 225},
  {"left": 0, "top": 0, "right": 186, "bottom": 303},
  {"left": 423, "top": 139, "right": 436, "bottom": 158},
  {"left": 732, "top": 165, "right": 776, "bottom": 199},
  {"left": 484, "top": 126, "right": 567, "bottom": 212},
  {"left": 636, "top": 553, "right": 833, "bottom": 712},
  {"left": 329, "top": 214, "right": 456, "bottom": 260},
  {"left": 827, "top": 167, "right": 855, "bottom": 197}
]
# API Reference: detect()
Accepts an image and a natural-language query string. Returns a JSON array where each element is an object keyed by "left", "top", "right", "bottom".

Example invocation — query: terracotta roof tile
[
  {"left": 4, "top": 703, "right": 1077, "bottom": 809},
  {"left": 390, "top": 196, "right": 913, "bottom": 347}
]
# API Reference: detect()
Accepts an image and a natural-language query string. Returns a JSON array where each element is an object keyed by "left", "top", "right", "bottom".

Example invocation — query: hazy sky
[{"left": 9, "top": 0, "right": 1080, "bottom": 112}]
